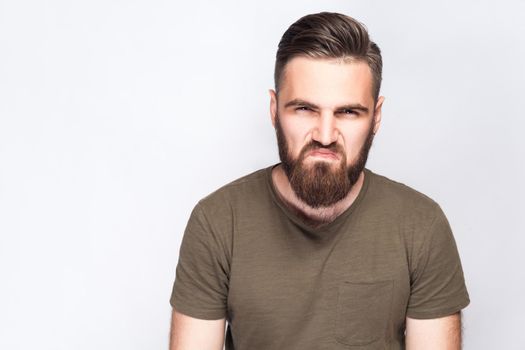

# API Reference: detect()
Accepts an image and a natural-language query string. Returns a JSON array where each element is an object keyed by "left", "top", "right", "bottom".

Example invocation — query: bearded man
[{"left": 169, "top": 11, "right": 470, "bottom": 350}]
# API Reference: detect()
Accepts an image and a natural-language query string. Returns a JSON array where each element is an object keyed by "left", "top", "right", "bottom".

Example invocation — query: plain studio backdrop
[{"left": 0, "top": 0, "right": 524, "bottom": 349}]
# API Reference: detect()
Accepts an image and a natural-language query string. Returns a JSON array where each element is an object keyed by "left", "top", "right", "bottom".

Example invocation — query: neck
[{"left": 271, "top": 163, "right": 365, "bottom": 228}]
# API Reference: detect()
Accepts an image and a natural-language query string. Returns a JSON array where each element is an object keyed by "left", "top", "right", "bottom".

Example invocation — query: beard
[{"left": 274, "top": 113, "right": 375, "bottom": 208}]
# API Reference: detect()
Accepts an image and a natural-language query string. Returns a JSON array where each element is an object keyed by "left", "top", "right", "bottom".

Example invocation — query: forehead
[{"left": 280, "top": 56, "right": 374, "bottom": 107}]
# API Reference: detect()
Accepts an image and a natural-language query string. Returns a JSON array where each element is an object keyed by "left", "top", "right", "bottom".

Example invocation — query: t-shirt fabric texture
[{"left": 169, "top": 163, "right": 470, "bottom": 349}]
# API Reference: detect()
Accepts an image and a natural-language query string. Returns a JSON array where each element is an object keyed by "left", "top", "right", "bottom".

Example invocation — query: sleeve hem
[
  {"left": 406, "top": 297, "right": 470, "bottom": 319},
  {"left": 170, "top": 298, "right": 227, "bottom": 320}
]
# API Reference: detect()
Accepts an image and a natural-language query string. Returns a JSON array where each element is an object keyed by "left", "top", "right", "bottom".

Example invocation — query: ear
[
  {"left": 372, "top": 95, "right": 385, "bottom": 135},
  {"left": 269, "top": 89, "right": 278, "bottom": 128}
]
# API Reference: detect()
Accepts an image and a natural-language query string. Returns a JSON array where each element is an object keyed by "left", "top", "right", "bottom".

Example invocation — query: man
[{"left": 169, "top": 11, "right": 470, "bottom": 350}]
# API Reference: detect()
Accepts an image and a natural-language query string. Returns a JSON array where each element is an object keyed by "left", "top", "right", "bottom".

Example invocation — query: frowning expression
[{"left": 269, "top": 56, "right": 384, "bottom": 207}]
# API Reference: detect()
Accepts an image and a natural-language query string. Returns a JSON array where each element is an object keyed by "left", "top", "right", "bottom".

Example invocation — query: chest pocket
[{"left": 335, "top": 280, "right": 393, "bottom": 346}]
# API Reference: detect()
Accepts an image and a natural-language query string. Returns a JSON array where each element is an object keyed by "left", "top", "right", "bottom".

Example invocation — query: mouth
[{"left": 307, "top": 149, "right": 339, "bottom": 160}]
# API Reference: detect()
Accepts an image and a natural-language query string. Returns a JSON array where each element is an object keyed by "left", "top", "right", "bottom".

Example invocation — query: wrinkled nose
[{"left": 312, "top": 113, "right": 338, "bottom": 146}]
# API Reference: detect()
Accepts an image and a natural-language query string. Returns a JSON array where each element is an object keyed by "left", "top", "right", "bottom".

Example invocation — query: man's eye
[
  {"left": 296, "top": 106, "right": 311, "bottom": 111},
  {"left": 342, "top": 109, "right": 357, "bottom": 115}
]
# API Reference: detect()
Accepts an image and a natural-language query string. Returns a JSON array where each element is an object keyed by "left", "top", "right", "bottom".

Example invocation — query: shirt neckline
[{"left": 264, "top": 162, "right": 372, "bottom": 235}]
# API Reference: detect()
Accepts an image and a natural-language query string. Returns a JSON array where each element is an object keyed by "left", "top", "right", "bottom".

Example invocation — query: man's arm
[
  {"left": 405, "top": 312, "right": 462, "bottom": 349},
  {"left": 169, "top": 308, "right": 226, "bottom": 350}
]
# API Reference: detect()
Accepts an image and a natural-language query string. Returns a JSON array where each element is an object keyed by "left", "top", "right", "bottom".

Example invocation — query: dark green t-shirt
[{"left": 170, "top": 163, "right": 470, "bottom": 349}]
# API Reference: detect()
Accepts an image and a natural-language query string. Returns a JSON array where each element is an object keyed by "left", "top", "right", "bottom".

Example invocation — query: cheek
[
  {"left": 341, "top": 125, "right": 371, "bottom": 160},
  {"left": 281, "top": 119, "right": 311, "bottom": 152}
]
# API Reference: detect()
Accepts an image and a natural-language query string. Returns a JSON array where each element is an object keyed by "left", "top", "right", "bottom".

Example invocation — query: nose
[{"left": 312, "top": 112, "right": 338, "bottom": 146}]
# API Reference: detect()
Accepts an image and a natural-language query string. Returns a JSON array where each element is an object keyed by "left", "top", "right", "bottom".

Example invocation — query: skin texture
[
  {"left": 269, "top": 56, "right": 384, "bottom": 226},
  {"left": 169, "top": 309, "right": 225, "bottom": 350},
  {"left": 406, "top": 312, "right": 462, "bottom": 349}
]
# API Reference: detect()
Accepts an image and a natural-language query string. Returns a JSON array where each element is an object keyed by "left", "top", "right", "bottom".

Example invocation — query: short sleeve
[
  {"left": 406, "top": 204, "right": 470, "bottom": 319},
  {"left": 169, "top": 201, "right": 230, "bottom": 320}
]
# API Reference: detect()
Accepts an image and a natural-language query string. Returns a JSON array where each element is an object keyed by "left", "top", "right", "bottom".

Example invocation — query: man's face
[{"left": 270, "top": 56, "right": 384, "bottom": 208}]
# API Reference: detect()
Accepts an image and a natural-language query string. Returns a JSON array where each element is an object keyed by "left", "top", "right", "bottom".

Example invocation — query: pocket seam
[{"left": 334, "top": 279, "right": 394, "bottom": 346}]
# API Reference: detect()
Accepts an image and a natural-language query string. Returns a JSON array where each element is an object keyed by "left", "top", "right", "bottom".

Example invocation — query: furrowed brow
[
  {"left": 284, "top": 99, "right": 319, "bottom": 109},
  {"left": 283, "top": 98, "right": 369, "bottom": 113},
  {"left": 335, "top": 104, "right": 369, "bottom": 113}
]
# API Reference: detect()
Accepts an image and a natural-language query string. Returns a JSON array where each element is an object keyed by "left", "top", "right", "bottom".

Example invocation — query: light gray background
[{"left": 1, "top": 0, "right": 524, "bottom": 349}]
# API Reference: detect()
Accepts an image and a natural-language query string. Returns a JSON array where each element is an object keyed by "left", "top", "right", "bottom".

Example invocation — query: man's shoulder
[
  {"left": 366, "top": 169, "right": 451, "bottom": 246},
  {"left": 366, "top": 168, "right": 440, "bottom": 215},
  {"left": 197, "top": 165, "right": 271, "bottom": 210}
]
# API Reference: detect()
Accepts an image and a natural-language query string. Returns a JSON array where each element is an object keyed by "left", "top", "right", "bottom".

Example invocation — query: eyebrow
[{"left": 283, "top": 98, "right": 370, "bottom": 113}]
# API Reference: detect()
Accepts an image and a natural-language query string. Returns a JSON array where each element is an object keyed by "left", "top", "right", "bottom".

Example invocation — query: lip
[{"left": 307, "top": 149, "right": 339, "bottom": 159}]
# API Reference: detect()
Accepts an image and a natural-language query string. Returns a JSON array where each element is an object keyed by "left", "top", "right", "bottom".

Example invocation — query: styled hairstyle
[{"left": 274, "top": 12, "right": 382, "bottom": 102}]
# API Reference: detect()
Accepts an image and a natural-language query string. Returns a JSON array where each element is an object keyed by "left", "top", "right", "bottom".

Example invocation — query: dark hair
[{"left": 274, "top": 12, "right": 382, "bottom": 102}]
